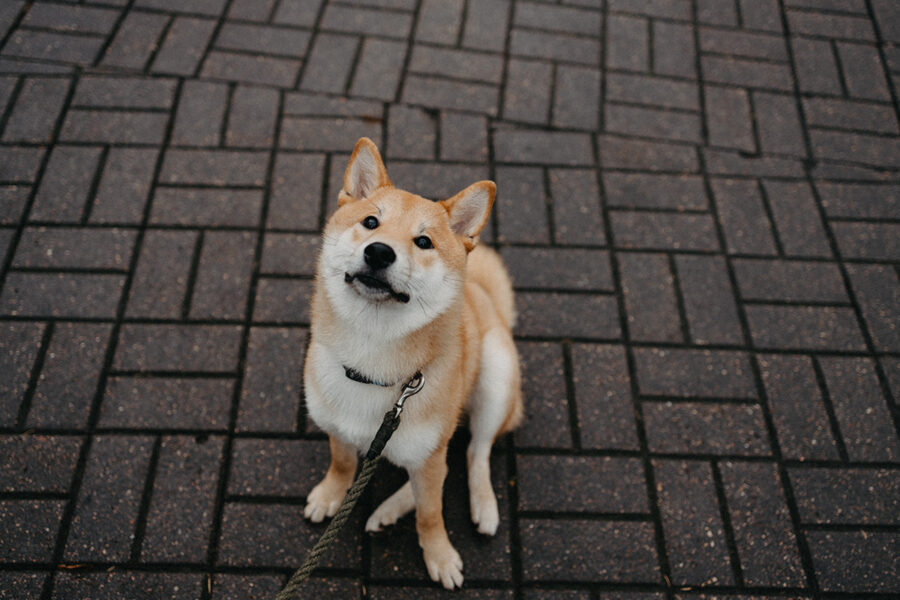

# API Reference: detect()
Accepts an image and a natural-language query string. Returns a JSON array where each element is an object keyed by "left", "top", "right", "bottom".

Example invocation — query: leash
[{"left": 275, "top": 372, "right": 425, "bottom": 600}]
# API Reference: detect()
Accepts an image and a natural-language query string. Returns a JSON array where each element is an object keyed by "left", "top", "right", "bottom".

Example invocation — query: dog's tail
[{"left": 467, "top": 244, "right": 516, "bottom": 328}]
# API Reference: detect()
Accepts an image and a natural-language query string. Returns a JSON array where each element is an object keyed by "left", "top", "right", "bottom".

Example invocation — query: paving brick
[
  {"left": 53, "top": 572, "right": 202, "bottom": 600},
  {"left": 387, "top": 105, "right": 435, "bottom": 160},
  {"left": 653, "top": 21, "right": 696, "bottom": 79},
  {"left": 300, "top": 33, "right": 358, "bottom": 94},
  {"left": 675, "top": 255, "right": 743, "bottom": 345},
  {"left": 820, "top": 356, "right": 900, "bottom": 461},
  {"left": 610, "top": 212, "right": 719, "bottom": 251},
  {"left": 701, "top": 56, "right": 793, "bottom": 91},
  {"left": 792, "top": 36, "right": 843, "bottom": 95},
  {"left": 0, "top": 149, "right": 48, "bottom": 184},
  {"left": 607, "top": 14, "right": 648, "bottom": 71},
  {"left": 710, "top": 178, "right": 777, "bottom": 255},
  {"left": 495, "top": 129, "right": 593, "bottom": 166},
  {"left": 273, "top": 0, "right": 323, "bottom": 26},
  {"left": 229, "top": 439, "right": 327, "bottom": 496},
  {"left": 753, "top": 91, "right": 806, "bottom": 157},
  {"left": 114, "top": 324, "right": 242, "bottom": 372},
  {"left": 73, "top": 76, "right": 175, "bottom": 109},
  {"left": 14, "top": 227, "right": 137, "bottom": 270},
  {"left": 211, "top": 575, "right": 285, "bottom": 600},
  {"left": 572, "top": 343, "right": 639, "bottom": 450},
  {"left": 100, "top": 377, "right": 233, "bottom": 429},
  {"left": 740, "top": 0, "right": 782, "bottom": 31},
  {"left": 228, "top": 0, "right": 277, "bottom": 20},
  {"left": 763, "top": 180, "right": 831, "bottom": 257},
  {"left": 645, "top": 402, "right": 770, "bottom": 455},
  {"left": 27, "top": 323, "right": 112, "bottom": 429},
  {"left": 137, "top": 0, "right": 226, "bottom": 16},
  {"left": 59, "top": 109, "right": 168, "bottom": 144},
  {"left": 152, "top": 189, "right": 263, "bottom": 227},
  {"left": 0, "top": 1, "right": 24, "bottom": 41},
  {"left": 283, "top": 92, "right": 382, "bottom": 118},
  {"left": 386, "top": 162, "right": 487, "bottom": 200},
  {"left": 202, "top": 51, "right": 301, "bottom": 88},
  {"left": 260, "top": 233, "right": 319, "bottom": 276},
  {"left": 371, "top": 588, "right": 510, "bottom": 600},
  {"left": 704, "top": 86, "right": 755, "bottom": 152},
  {"left": 0, "top": 323, "right": 45, "bottom": 426},
  {"left": 416, "top": 0, "right": 463, "bottom": 44},
  {"left": 516, "top": 292, "right": 620, "bottom": 339},
  {"left": 440, "top": 112, "right": 488, "bottom": 162},
  {"left": 189, "top": 230, "right": 257, "bottom": 320},
  {"left": 0, "top": 500, "right": 64, "bottom": 561},
  {"left": 349, "top": 38, "right": 406, "bottom": 101},
  {"left": 787, "top": 10, "right": 874, "bottom": 40},
  {"left": 699, "top": 27, "right": 788, "bottom": 61},
  {"left": 171, "top": 80, "right": 228, "bottom": 146},
  {"left": 101, "top": 10, "right": 169, "bottom": 70},
  {"left": 604, "top": 173, "right": 707, "bottom": 210},
  {"left": 236, "top": 327, "right": 307, "bottom": 432},
  {"left": 2, "top": 77, "right": 70, "bottom": 142},
  {"left": 832, "top": 221, "right": 900, "bottom": 260},
  {"left": 268, "top": 153, "right": 325, "bottom": 230},
  {"left": 746, "top": 305, "right": 866, "bottom": 351},
  {"left": 609, "top": 0, "right": 691, "bottom": 19},
  {"left": 161, "top": 149, "right": 268, "bottom": 186},
  {"left": 791, "top": 467, "right": 900, "bottom": 524},
  {"left": 720, "top": 461, "right": 804, "bottom": 586},
  {"left": 733, "top": 258, "right": 848, "bottom": 302},
  {"left": 654, "top": 459, "right": 732, "bottom": 584},
  {"left": 501, "top": 247, "right": 612, "bottom": 291},
  {"left": 619, "top": 252, "right": 682, "bottom": 343},
  {"left": 703, "top": 148, "right": 804, "bottom": 178},
  {"left": 0, "top": 573, "right": 45, "bottom": 600},
  {"left": 65, "top": 435, "right": 154, "bottom": 561},
  {"left": 495, "top": 167, "right": 549, "bottom": 244},
  {"left": 3, "top": 30, "right": 105, "bottom": 65},
  {"left": 606, "top": 104, "right": 702, "bottom": 143},
  {"left": 0, "top": 435, "right": 81, "bottom": 492},
  {"left": 91, "top": 148, "right": 159, "bottom": 224},
  {"left": 216, "top": 23, "right": 309, "bottom": 57},
  {"left": 806, "top": 531, "right": 900, "bottom": 593},
  {"left": 847, "top": 263, "right": 900, "bottom": 352},
  {"left": 402, "top": 74, "right": 499, "bottom": 115},
  {"left": 520, "top": 519, "right": 658, "bottom": 581},
  {"left": 548, "top": 168, "right": 606, "bottom": 245},
  {"left": 224, "top": 85, "right": 279, "bottom": 148},
  {"left": 599, "top": 135, "right": 698, "bottom": 172},
  {"left": 511, "top": 29, "right": 600, "bottom": 66},
  {"left": 321, "top": 4, "right": 412, "bottom": 38},
  {"left": 151, "top": 17, "right": 217, "bottom": 76},
  {"left": 812, "top": 128, "right": 900, "bottom": 169},
  {"left": 607, "top": 73, "right": 698, "bottom": 111},
  {"left": 126, "top": 230, "right": 197, "bottom": 319},
  {"left": 462, "top": 0, "right": 510, "bottom": 52},
  {"left": 633, "top": 348, "right": 756, "bottom": 398},
  {"left": 503, "top": 58, "right": 553, "bottom": 124},
  {"left": 516, "top": 1, "right": 600, "bottom": 35},
  {"left": 281, "top": 116, "right": 382, "bottom": 152},
  {"left": 515, "top": 341, "right": 571, "bottom": 447},
  {"left": 838, "top": 42, "right": 891, "bottom": 101},
  {"left": 552, "top": 65, "right": 600, "bottom": 130},
  {"left": 30, "top": 145, "right": 103, "bottom": 222},
  {"left": 141, "top": 435, "right": 223, "bottom": 562},
  {"left": 518, "top": 455, "right": 646, "bottom": 512},
  {"left": 0, "top": 272, "right": 125, "bottom": 318},
  {"left": 872, "top": 0, "right": 900, "bottom": 41},
  {"left": 804, "top": 97, "right": 899, "bottom": 135},
  {"left": 252, "top": 278, "right": 312, "bottom": 323}
]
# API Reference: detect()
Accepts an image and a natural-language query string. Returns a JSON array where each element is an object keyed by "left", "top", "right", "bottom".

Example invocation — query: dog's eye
[
  {"left": 414, "top": 236, "right": 433, "bottom": 250},
  {"left": 362, "top": 216, "right": 379, "bottom": 229}
]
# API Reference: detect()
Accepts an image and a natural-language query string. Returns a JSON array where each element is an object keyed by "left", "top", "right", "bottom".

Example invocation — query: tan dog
[{"left": 303, "top": 138, "right": 523, "bottom": 589}]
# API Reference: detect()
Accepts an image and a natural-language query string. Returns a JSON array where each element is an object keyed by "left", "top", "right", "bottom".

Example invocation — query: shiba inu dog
[{"left": 303, "top": 138, "right": 523, "bottom": 589}]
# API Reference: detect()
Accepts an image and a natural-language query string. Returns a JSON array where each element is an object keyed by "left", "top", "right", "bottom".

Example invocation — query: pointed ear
[
  {"left": 340, "top": 137, "right": 390, "bottom": 206},
  {"left": 441, "top": 181, "right": 495, "bottom": 247}
]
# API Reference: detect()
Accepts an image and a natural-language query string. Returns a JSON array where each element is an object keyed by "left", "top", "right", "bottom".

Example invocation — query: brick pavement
[{"left": 0, "top": 0, "right": 899, "bottom": 598}]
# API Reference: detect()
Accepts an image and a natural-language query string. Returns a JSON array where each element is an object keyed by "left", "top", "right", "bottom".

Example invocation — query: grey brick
[
  {"left": 572, "top": 343, "right": 640, "bottom": 450},
  {"left": 745, "top": 305, "right": 866, "bottom": 351},
  {"left": 607, "top": 14, "right": 648, "bottom": 71},
  {"left": 228, "top": 439, "right": 326, "bottom": 495},
  {"left": 402, "top": 74, "right": 499, "bottom": 115},
  {"left": 160, "top": 150, "right": 268, "bottom": 186},
  {"left": 495, "top": 129, "right": 593, "bottom": 165},
  {"left": 698, "top": 0, "right": 737, "bottom": 26},
  {"left": 832, "top": 222, "right": 900, "bottom": 260},
  {"left": 114, "top": 324, "right": 242, "bottom": 373},
  {"left": 704, "top": 86, "right": 755, "bottom": 152},
  {"left": 65, "top": 436, "right": 154, "bottom": 561},
  {"left": 739, "top": 0, "right": 782, "bottom": 32},
  {"left": 516, "top": 342, "right": 570, "bottom": 447},
  {"left": 190, "top": 231, "right": 256, "bottom": 320},
  {"left": 675, "top": 255, "right": 743, "bottom": 345},
  {"left": 610, "top": 212, "right": 719, "bottom": 251},
  {"left": 2, "top": 30, "right": 104, "bottom": 65},
  {"left": 386, "top": 162, "right": 487, "bottom": 200},
  {"left": 812, "top": 129, "right": 900, "bottom": 169},
  {"left": 634, "top": 347, "right": 756, "bottom": 398},
  {"left": 226, "top": 85, "right": 279, "bottom": 148},
  {"left": 73, "top": 76, "right": 176, "bottom": 109},
  {"left": 701, "top": 56, "right": 793, "bottom": 90},
  {"left": 349, "top": 38, "right": 406, "bottom": 101},
  {"left": 410, "top": 46, "right": 504, "bottom": 84},
  {"left": 549, "top": 168, "right": 606, "bottom": 245},
  {"left": 202, "top": 51, "right": 300, "bottom": 87},
  {"left": 283, "top": 93, "right": 381, "bottom": 117},
  {"left": 2, "top": 77, "right": 70, "bottom": 142},
  {"left": 839, "top": 42, "right": 891, "bottom": 101},
  {"left": 101, "top": 11, "right": 169, "bottom": 70},
  {"left": 441, "top": 112, "right": 488, "bottom": 162},
  {"left": 14, "top": 227, "right": 137, "bottom": 270},
  {"left": 511, "top": 29, "right": 599, "bottom": 66},
  {"left": 387, "top": 105, "right": 436, "bottom": 160},
  {"left": 171, "top": 80, "right": 228, "bottom": 146},
  {"left": 598, "top": 135, "right": 698, "bottom": 172},
  {"left": 518, "top": 455, "right": 646, "bottom": 512},
  {"left": 216, "top": 23, "right": 310, "bottom": 57},
  {"left": 0, "top": 322, "right": 46, "bottom": 425},
  {"left": 59, "top": 109, "right": 168, "bottom": 144},
  {"left": 607, "top": 73, "right": 698, "bottom": 111},
  {"left": 609, "top": 0, "right": 691, "bottom": 19},
  {"left": 0, "top": 500, "right": 64, "bottom": 562},
  {"left": 228, "top": 0, "right": 277, "bottom": 20},
  {"left": 236, "top": 327, "right": 307, "bottom": 432},
  {"left": 152, "top": 17, "right": 217, "bottom": 76},
  {"left": 792, "top": 37, "right": 843, "bottom": 94},
  {"left": 30, "top": 146, "right": 103, "bottom": 222},
  {"left": 848, "top": 264, "right": 900, "bottom": 352},
  {"left": 704, "top": 148, "right": 804, "bottom": 178},
  {"left": 653, "top": 21, "right": 696, "bottom": 78},
  {"left": 646, "top": 402, "right": 770, "bottom": 455},
  {"left": 0, "top": 147, "right": 45, "bottom": 183},
  {"left": 252, "top": 278, "right": 313, "bottom": 323},
  {"left": 699, "top": 27, "right": 788, "bottom": 61},
  {"left": 807, "top": 531, "right": 900, "bottom": 593},
  {"left": 805, "top": 97, "right": 898, "bottom": 135},
  {"left": 268, "top": 153, "right": 326, "bottom": 230},
  {"left": 100, "top": 378, "right": 233, "bottom": 429},
  {"left": 619, "top": 252, "right": 682, "bottom": 343},
  {"left": 90, "top": 147, "right": 159, "bottom": 224},
  {"left": 137, "top": 0, "right": 226, "bottom": 16},
  {"left": 0, "top": 187, "right": 28, "bottom": 225},
  {"left": 720, "top": 461, "right": 805, "bottom": 586},
  {"left": 495, "top": 167, "right": 549, "bottom": 244},
  {"left": 758, "top": 353, "right": 839, "bottom": 460},
  {"left": 754, "top": 91, "right": 806, "bottom": 157},
  {"left": 0, "top": 273, "right": 125, "bottom": 318},
  {"left": 872, "top": 0, "right": 900, "bottom": 41},
  {"left": 503, "top": 59, "right": 552, "bottom": 124},
  {"left": 463, "top": 0, "right": 509, "bottom": 52},
  {"left": 273, "top": 0, "right": 323, "bottom": 26},
  {"left": 53, "top": 572, "right": 202, "bottom": 600},
  {"left": 151, "top": 189, "right": 262, "bottom": 227},
  {"left": 517, "top": 292, "right": 620, "bottom": 339},
  {"left": 604, "top": 173, "right": 707, "bottom": 210},
  {"left": 606, "top": 103, "right": 702, "bottom": 143},
  {"left": 791, "top": 467, "right": 900, "bottom": 525},
  {"left": 281, "top": 116, "right": 382, "bottom": 152},
  {"left": 261, "top": 233, "right": 319, "bottom": 276},
  {"left": 320, "top": 4, "right": 412, "bottom": 38},
  {"left": 788, "top": 10, "right": 874, "bottom": 40},
  {"left": 0, "top": 1, "right": 24, "bottom": 41},
  {"left": 141, "top": 435, "right": 224, "bottom": 562},
  {"left": 210, "top": 575, "right": 283, "bottom": 600},
  {"left": 763, "top": 180, "right": 831, "bottom": 257},
  {"left": 552, "top": 65, "right": 600, "bottom": 130},
  {"left": 518, "top": 1, "right": 601, "bottom": 35},
  {"left": 126, "top": 230, "right": 197, "bottom": 319},
  {"left": 820, "top": 356, "right": 900, "bottom": 461},
  {"left": 501, "top": 247, "right": 612, "bottom": 291},
  {"left": 416, "top": 0, "right": 463, "bottom": 44},
  {"left": 0, "top": 573, "right": 45, "bottom": 600},
  {"left": 733, "top": 259, "right": 848, "bottom": 302}
]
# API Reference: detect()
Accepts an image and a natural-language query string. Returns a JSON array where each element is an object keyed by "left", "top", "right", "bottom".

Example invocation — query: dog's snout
[{"left": 364, "top": 242, "right": 396, "bottom": 270}]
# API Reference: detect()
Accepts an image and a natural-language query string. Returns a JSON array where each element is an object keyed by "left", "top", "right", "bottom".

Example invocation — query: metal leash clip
[{"left": 394, "top": 371, "right": 425, "bottom": 417}]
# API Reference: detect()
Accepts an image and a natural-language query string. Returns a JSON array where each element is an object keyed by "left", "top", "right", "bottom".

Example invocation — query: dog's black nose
[{"left": 364, "top": 242, "right": 396, "bottom": 270}]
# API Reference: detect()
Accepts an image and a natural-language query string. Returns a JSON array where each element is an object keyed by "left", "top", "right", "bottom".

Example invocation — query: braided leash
[{"left": 275, "top": 372, "right": 425, "bottom": 600}]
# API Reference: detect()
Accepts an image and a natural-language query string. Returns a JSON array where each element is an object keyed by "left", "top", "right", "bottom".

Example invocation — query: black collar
[{"left": 344, "top": 365, "right": 395, "bottom": 387}]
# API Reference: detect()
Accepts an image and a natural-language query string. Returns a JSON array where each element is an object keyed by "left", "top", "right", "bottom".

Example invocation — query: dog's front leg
[
  {"left": 410, "top": 444, "right": 463, "bottom": 589},
  {"left": 304, "top": 435, "right": 358, "bottom": 522}
]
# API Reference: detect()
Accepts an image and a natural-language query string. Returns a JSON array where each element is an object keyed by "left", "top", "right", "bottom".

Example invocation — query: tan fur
[{"left": 303, "top": 138, "right": 523, "bottom": 590}]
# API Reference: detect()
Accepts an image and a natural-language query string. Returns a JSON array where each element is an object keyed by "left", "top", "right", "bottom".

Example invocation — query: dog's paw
[
  {"left": 470, "top": 490, "right": 499, "bottom": 536},
  {"left": 423, "top": 541, "right": 464, "bottom": 590},
  {"left": 366, "top": 483, "right": 415, "bottom": 533},
  {"left": 304, "top": 481, "right": 346, "bottom": 523}
]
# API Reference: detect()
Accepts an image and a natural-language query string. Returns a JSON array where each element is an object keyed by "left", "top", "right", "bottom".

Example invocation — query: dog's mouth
[{"left": 345, "top": 272, "right": 410, "bottom": 303}]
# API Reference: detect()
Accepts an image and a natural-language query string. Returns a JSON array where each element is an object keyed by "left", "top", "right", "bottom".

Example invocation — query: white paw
[
  {"left": 470, "top": 491, "right": 499, "bottom": 536},
  {"left": 303, "top": 482, "right": 345, "bottom": 523},
  {"left": 365, "top": 506, "right": 401, "bottom": 532},
  {"left": 423, "top": 543, "right": 464, "bottom": 590}
]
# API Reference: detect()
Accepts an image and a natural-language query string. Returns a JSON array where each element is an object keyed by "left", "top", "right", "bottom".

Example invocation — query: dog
[{"left": 302, "top": 137, "right": 523, "bottom": 589}]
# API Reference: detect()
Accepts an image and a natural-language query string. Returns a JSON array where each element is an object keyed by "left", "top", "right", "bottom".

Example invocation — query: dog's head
[{"left": 318, "top": 137, "right": 495, "bottom": 337}]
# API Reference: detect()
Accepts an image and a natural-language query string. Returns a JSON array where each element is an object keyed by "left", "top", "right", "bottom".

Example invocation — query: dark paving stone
[
  {"left": 607, "top": 73, "right": 699, "bottom": 112},
  {"left": 14, "top": 227, "right": 137, "bottom": 270},
  {"left": 3, "top": 30, "right": 105, "bottom": 65},
  {"left": 831, "top": 221, "right": 900, "bottom": 260},
  {"left": 101, "top": 11, "right": 169, "bottom": 70},
  {"left": 510, "top": 29, "right": 599, "bottom": 66},
  {"left": 847, "top": 263, "right": 900, "bottom": 351},
  {"left": 387, "top": 162, "right": 488, "bottom": 201},
  {"left": 494, "top": 129, "right": 593, "bottom": 166},
  {"left": 150, "top": 188, "right": 263, "bottom": 227},
  {"left": 790, "top": 467, "right": 900, "bottom": 525},
  {"left": 253, "top": 278, "right": 313, "bottom": 323},
  {"left": 261, "top": 233, "right": 320, "bottom": 276},
  {"left": 59, "top": 110, "right": 169, "bottom": 145},
  {"left": 604, "top": 173, "right": 707, "bottom": 211},
  {"left": 91, "top": 147, "right": 159, "bottom": 224},
  {"left": 733, "top": 259, "right": 848, "bottom": 303},
  {"left": 216, "top": 23, "right": 309, "bottom": 58},
  {"left": 553, "top": 65, "right": 601, "bottom": 130},
  {"left": 171, "top": 80, "right": 228, "bottom": 146},
  {"left": 0, "top": 186, "right": 29, "bottom": 225},
  {"left": 644, "top": 402, "right": 770, "bottom": 456},
  {"left": 371, "top": 588, "right": 511, "bottom": 599},
  {"left": 745, "top": 305, "right": 866, "bottom": 351},
  {"left": 387, "top": 105, "right": 436, "bottom": 160},
  {"left": 100, "top": 377, "right": 233, "bottom": 429},
  {"left": 503, "top": 58, "right": 553, "bottom": 124},
  {"left": 152, "top": 15, "right": 218, "bottom": 74},
  {"left": 462, "top": 0, "right": 509, "bottom": 52},
  {"left": 225, "top": 85, "right": 279, "bottom": 148},
  {"left": 0, "top": 572, "right": 46, "bottom": 600},
  {"left": 674, "top": 255, "right": 743, "bottom": 346},
  {"left": 548, "top": 168, "right": 606, "bottom": 246},
  {"left": 754, "top": 91, "right": 806, "bottom": 157},
  {"left": 73, "top": 76, "right": 176, "bottom": 109},
  {"left": 516, "top": 292, "right": 620, "bottom": 339},
  {"left": 52, "top": 572, "right": 202, "bottom": 600},
  {"left": 599, "top": 135, "right": 698, "bottom": 172},
  {"left": 0, "top": 272, "right": 126, "bottom": 318},
  {"left": 501, "top": 247, "right": 612, "bottom": 291},
  {"left": 816, "top": 182, "right": 900, "bottom": 219},
  {"left": 607, "top": 13, "right": 649, "bottom": 71},
  {"left": 571, "top": 344, "right": 640, "bottom": 450},
  {"left": 2, "top": 77, "right": 70, "bottom": 143},
  {"left": 160, "top": 150, "right": 268, "bottom": 187},
  {"left": 237, "top": 327, "right": 307, "bottom": 432},
  {"left": 125, "top": 230, "right": 197, "bottom": 319},
  {"left": 703, "top": 149, "right": 804, "bottom": 178},
  {"left": 0, "top": 321, "right": 45, "bottom": 426},
  {"left": 211, "top": 574, "right": 286, "bottom": 600},
  {"left": 619, "top": 252, "right": 682, "bottom": 343},
  {"left": 495, "top": 168, "right": 550, "bottom": 245},
  {"left": 113, "top": 324, "right": 243, "bottom": 372},
  {"left": 709, "top": 178, "right": 777, "bottom": 255},
  {"left": 705, "top": 86, "right": 755, "bottom": 152},
  {"left": 29, "top": 145, "right": 104, "bottom": 222},
  {"left": 806, "top": 531, "right": 900, "bottom": 593},
  {"left": 0, "top": 435, "right": 81, "bottom": 492},
  {"left": 0, "top": 500, "right": 65, "bottom": 561},
  {"left": 190, "top": 231, "right": 257, "bottom": 320},
  {"left": 793, "top": 36, "right": 843, "bottom": 94},
  {"left": 514, "top": 341, "right": 571, "bottom": 448},
  {"left": 441, "top": 112, "right": 489, "bottom": 162},
  {"left": 606, "top": 104, "right": 702, "bottom": 144},
  {"left": 633, "top": 348, "right": 756, "bottom": 399},
  {"left": 281, "top": 116, "right": 383, "bottom": 152},
  {"left": 268, "top": 153, "right": 326, "bottom": 230},
  {"left": 228, "top": 439, "right": 327, "bottom": 496},
  {"left": 411, "top": 45, "right": 503, "bottom": 85},
  {"left": 610, "top": 212, "right": 719, "bottom": 251},
  {"left": 0, "top": 146, "right": 46, "bottom": 183},
  {"left": 761, "top": 181, "right": 831, "bottom": 258},
  {"left": 700, "top": 27, "right": 788, "bottom": 61},
  {"left": 417, "top": 0, "right": 463, "bottom": 44}
]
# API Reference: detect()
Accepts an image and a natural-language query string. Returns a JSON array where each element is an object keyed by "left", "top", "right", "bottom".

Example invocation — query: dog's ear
[
  {"left": 340, "top": 138, "right": 390, "bottom": 206},
  {"left": 441, "top": 181, "right": 496, "bottom": 250}
]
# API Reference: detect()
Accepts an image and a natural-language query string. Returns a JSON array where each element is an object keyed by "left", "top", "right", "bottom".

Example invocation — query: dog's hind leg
[
  {"left": 467, "top": 327, "right": 522, "bottom": 536},
  {"left": 366, "top": 481, "right": 415, "bottom": 532}
]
